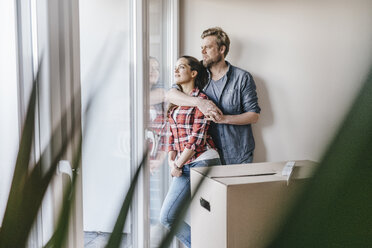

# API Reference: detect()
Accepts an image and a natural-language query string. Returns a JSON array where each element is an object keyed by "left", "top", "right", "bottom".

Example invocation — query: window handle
[
  {"left": 57, "top": 160, "right": 73, "bottom": 181},
  {"left": 146, "top": 129, "right": 159, "bottom": 158}
]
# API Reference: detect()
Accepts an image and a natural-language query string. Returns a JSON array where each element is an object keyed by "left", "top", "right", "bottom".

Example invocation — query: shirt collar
[
  {"left": 190, "top": 87, "right": 200, "bottom": 97},
  {"left": 204, "top": 61, "right": 232, "bottom": 91},
  {"left": 206, "top": 60, "right": 232, "bottom": 79},
  {"left": 225, "top": 61, "right": 232, "bottom": 77}
]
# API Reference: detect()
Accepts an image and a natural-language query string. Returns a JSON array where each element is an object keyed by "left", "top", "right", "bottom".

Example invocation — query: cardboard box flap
[
  {"left": 192, "top": 160, "right": 317, "bottom": 185},
  {"left": 192, "top": 162, "right": 280, "bottom": 178},
  {"left": 216, "top": 174, "right": 286, "bottom": 185}
]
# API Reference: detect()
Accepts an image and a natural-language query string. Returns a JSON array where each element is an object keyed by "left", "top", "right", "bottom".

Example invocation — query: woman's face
[{"left": 174, "top": 58, "right": 195, "bottom": 85}]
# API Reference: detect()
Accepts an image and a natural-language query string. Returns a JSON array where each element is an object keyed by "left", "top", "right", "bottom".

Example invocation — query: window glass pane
[
  {"left": 79, "top": 0, "right": 132, "bottom": 246},
  {"left": 0, "top": 0, "right": 19, "bottom": 227},
  {"left": 148, "top": 0, "right": 172, "bottom": 246}
]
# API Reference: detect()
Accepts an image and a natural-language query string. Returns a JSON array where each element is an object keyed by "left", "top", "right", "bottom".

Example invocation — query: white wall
[
  {"left": 0, "top": 0, "right": 19, "bottom": 225},
  {"left": 180, "top": 0, "right": 372, "bottom": 162}
]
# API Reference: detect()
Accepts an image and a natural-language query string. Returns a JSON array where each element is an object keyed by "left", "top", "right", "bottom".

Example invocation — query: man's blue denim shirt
[{"left": 203, "top": 61, "right": 261, "bottom": 165}]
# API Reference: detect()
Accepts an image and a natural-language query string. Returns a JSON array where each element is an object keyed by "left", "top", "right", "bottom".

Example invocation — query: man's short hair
[{"left": 201, "top": 27, "right": 230, "bottom": 58}]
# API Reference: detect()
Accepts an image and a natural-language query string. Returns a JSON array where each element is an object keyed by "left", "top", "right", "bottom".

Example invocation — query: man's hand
[
  {"left": 206, "top": 113, "right": 227, "bottom": 124},
  {"left": 207, "top": 112, "right": 260, "bottom": 125},
  {"left": 166, "top": 88, "right": 223, "bottom": 120},
  {"left": 196, "top": 98, "right": 223, "bottom": 120}
]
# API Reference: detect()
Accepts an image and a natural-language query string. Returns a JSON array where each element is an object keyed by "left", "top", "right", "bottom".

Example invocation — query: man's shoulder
[
  {"left": 229, "top": 63, "right": 252, "bottom": 77},
  {"left": 228, "top": 64, "right": 254, "bottom": 86}
]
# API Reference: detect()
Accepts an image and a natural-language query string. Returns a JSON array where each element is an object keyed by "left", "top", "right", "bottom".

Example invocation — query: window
[
  {"left": 80, "top": 0, "right": 133, "bottom": 246},
  {"left": 2, "top": 0, "right": 179, "bottom": 247},
  {"left": 148, "top": 0, "right": 180, "bottom": 247}
]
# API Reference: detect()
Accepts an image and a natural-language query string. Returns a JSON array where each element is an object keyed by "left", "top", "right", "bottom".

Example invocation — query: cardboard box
[{"left": 190, "top": 160, "right": 317, "bottom": 248}]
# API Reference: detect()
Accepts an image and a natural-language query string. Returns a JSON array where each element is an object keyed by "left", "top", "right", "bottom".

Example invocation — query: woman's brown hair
[{"left": 167, "top": 56, "right": 208, "bottom": 114}]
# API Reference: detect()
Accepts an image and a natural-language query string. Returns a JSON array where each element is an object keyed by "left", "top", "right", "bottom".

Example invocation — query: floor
[
  {"left": 84, "top": 225, "right": 185, "bottom": 248},
  {"left": 84, "top": 232, "right": 131, "bottom": 248}
]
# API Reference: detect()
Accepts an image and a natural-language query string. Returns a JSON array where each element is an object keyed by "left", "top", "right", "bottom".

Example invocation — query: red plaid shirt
[{"left": 168, "top": 88, "right": 216, "bottom": 164}]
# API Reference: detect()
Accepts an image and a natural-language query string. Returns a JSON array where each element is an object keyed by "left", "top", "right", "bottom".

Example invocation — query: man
[{"left": 166, "top": 27, "right": 261, "bottom": 164}]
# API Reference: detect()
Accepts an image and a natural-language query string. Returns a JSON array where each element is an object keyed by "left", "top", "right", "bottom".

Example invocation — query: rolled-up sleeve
[{"left": 241, "top": 73, "right": 261, "bottom": 114}]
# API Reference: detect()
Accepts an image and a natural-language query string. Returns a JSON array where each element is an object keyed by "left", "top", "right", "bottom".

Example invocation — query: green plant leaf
[
  {"left": 105, "top": 151, "right": 148, "bottom": 248},
  {"left": 19, "top": 103, "right": 80, "bottom": 246},
  {"left": 43, "top": 138, "right": 82, "bottom": 248},
  {"left": 43, "top": 94, "right": 94, "bottom": 248},
  {"left": 268, "top": 70, "right": 372, "bottom": 247},
  {"left": 0, "top": 75, "right": 37, "bottom": 247},
  {"left": 0, "top": 79, "right": 83, "bottom": 247}
]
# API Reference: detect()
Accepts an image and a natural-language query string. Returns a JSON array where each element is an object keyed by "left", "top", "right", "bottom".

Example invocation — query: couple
[{"left": 160, "top": 27, "right": 261, "bottom": 248}]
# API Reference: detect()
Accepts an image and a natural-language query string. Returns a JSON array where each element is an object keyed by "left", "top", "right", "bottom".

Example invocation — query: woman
[{"left": 160, "top": 56, "right": 221, "bottom": 248}]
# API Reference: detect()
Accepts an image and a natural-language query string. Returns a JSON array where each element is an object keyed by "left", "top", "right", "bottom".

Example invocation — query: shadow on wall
[
  {"left": 229, "top": 37, "right": 274, "bottom": 163},
  {"left": 253, "top": 76, "right": 273, "bottom": 162}
]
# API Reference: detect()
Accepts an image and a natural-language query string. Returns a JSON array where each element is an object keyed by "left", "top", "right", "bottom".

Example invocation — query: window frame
[{"left": 13, "top": 0, "right": 179, "bottom": 246}]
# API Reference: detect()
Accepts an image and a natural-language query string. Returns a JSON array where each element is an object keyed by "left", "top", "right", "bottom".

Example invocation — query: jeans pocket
[
  {"left": 192, "top": 158, "right": 221, "bottom": 168},
  {"left": 205, "top": 158, "right": 221, "bottom": 166},
  {"left": 191, "top": 160, "right": 207, "bottom": 168}
]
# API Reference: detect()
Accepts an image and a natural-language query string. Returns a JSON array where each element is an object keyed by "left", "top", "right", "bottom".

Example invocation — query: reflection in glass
[
  {"left": 148, "top": 0, "right": 172, "bottom": 246},
  {"left": 148, "top": 56, "right": 168, "bottom": 247}
]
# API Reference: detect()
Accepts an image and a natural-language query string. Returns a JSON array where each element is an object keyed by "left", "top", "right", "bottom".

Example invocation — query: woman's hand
[
  {"left": 170, "top": 161, "right": 182, "bottom": 177},
  {"left": 168, "top": 158, "right": 175, "bottom": 169},
  {"left": 168, "top": 151, "right": 177, "bottom": 168}
]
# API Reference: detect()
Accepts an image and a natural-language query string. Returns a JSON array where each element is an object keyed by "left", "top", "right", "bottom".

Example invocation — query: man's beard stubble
[{"left": 202, "top": 53, "right": 223, "bottom": 68}]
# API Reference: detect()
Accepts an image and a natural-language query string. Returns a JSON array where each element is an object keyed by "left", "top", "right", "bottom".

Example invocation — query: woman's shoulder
[{"left": 197, "top": 91, "right": 209, "bottom": 100}]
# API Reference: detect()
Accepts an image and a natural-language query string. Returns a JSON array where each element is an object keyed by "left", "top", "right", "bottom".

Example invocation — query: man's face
[{"left": 201, "top": 36, "right": 223, "bottom": 68}]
